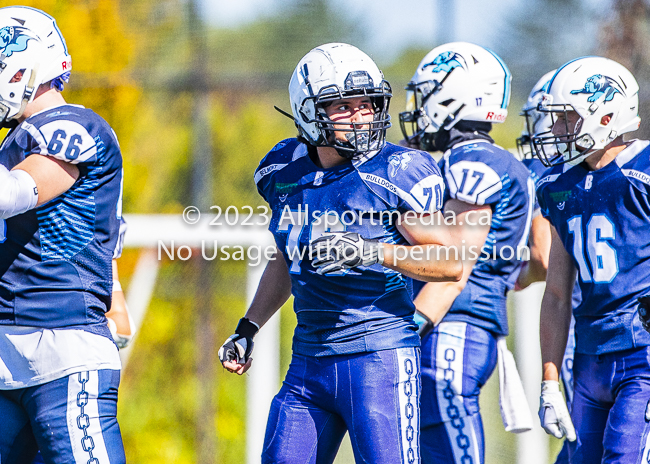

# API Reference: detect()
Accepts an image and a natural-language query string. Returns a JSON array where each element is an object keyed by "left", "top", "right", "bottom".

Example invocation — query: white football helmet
[
  {"left": 288, "top": 43, "right": 391, "bottom": 159},
  {"left": 399, "top": 42, "right": 511, "bottom": 147},
  {"left": 516, "top": 70, "right": 557, "bottom": 159},
  {"left": 532, "top": 56, "right": 640, "bottom": 167},
  {"left": 0, "top": 6, "right": 71, "bottom": 126}
]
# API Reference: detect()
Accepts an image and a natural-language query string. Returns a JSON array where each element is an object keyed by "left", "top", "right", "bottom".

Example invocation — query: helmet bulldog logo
[
  {"left": 571, "top": 74, "right": 623, "bottom": 103},
  {"left": 422, "top": 51, "right": 466, "bottom": 73},
  {"left": 0, "top": 26, "right": 34, "bottom": 58}
]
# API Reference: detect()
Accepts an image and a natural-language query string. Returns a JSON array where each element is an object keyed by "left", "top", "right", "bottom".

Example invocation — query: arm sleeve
[{"left": 0, "top": 165, "right": 39, "bottom": 219}]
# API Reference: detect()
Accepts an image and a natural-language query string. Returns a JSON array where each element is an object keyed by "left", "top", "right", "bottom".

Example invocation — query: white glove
[
  {"left": 539, "top": 380, "right": 576, "bottom": 441},
  {"left": 107, "top": 313, "right": 136, "bottom": 349},
  {"left": 309, "top": 232, "right": 383, "bottom": 275}
]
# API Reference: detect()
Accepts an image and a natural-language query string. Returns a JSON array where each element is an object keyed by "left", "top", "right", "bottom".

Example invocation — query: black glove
[
  {"left": 218, "top": 318, "right": 259, "bottom": 364},
  {"left": 413, "top": 310, "right": 434, "bottom": 338},
  {"left": 309, "top": 232, "right": 383, "bottom": 275},
  {"left": 638, "top": 294, "right": 650, "bottom": 333}
]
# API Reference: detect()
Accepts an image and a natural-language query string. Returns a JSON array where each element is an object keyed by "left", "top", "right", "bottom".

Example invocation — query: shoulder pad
[
  {"left": 255, "top": 138, "right": 302, "bottom": 185},
  {"left": 357, "top": 144, "right": 445, "bottom": 213}
]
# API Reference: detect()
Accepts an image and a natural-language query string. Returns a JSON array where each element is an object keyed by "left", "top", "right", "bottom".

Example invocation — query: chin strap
[{"left": 16, "top": 64, "right": 39, "bottom": 121}]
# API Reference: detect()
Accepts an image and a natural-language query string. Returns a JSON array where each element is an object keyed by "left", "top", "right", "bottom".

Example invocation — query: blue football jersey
[
  {"left": 0, "top": 105, "right": 123, "bottom": 334},
  {"left": 522, "top": 157, "right": 549, "bottom": 214},
  {"left": 437, "top": 140, "right": 535, "bottom": 335},
  {"left": 522, "top": 157, "right": 548, "bottom": 182},
  {"left": 537, "top": 140, "right": 650, "bottom": 355},
  {"left": 524, "top": 157, "right": 583, "bottom": 307},
  {"left": 256, "top": 139, "right": 445, "bottom": 356}
]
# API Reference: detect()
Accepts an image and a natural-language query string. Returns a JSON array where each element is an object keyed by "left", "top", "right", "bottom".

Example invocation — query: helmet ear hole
[
  {"left": 600, "top": 113, "right": 613, "bottom": 126},
  {"left": 10, "top": 69, "right": 25, "bottom": 83},
  {"left": 0, "top": 6, "right": 72, "bottom": 121}
]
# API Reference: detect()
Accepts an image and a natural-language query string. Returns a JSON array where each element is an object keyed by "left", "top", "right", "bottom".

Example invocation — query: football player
[
  {"left": 0, "top": 6, "right": 126, "bottom": 463},
  {"left": 534, "top": 56, "right": 650, "bottom": 463},
  {"left": 516, "top": 70, "right": 580, "bottom": 464},
  {"left": 399, "top": 42, "right": 534, "bottom": 463},
  {"left": 219, "top": 43, "right": 462, "bottom": 464}
]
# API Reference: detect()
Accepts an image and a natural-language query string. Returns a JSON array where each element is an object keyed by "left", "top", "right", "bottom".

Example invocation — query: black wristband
[{"left": 235, "top": 317, "right": 259, "bottom": 339}]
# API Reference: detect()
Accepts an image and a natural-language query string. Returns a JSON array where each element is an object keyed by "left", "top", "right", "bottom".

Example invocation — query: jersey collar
[{"left": 615, "top": 139, "right": 650, "bottom": 168}]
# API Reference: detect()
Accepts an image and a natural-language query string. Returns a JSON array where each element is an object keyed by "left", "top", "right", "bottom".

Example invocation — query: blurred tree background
[{"left": 1, "top": 0, "right": 649, "bottom": 462}]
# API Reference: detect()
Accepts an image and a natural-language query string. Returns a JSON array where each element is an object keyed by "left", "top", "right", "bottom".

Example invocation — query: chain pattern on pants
[
  {"left": 443, "top": 348, "right": 473, "bottom": 464},
  {"left": 77, "top": 371, "right": 100, "bottom": 464},
  {"left": 404, "top": 357, "right": 416, "bottom": 463}
]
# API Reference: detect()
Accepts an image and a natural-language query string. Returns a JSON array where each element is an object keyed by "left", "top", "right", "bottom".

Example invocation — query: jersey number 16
[{"left": 567, "top": 214, "right": 619, "bottom": 283}]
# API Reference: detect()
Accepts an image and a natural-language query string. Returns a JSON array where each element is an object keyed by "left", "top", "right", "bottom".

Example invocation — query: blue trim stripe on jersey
[
  {"left": 37, "top": 171, "right": 98, "bottom": 260},
  {"left": 485, "top": 47, "right": 511, "bottom": 108}
]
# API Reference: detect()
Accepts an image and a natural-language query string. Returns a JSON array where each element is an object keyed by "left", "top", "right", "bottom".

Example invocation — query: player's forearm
[
  {"left": 516, "top": 259, "right": 548, "bottom": 289},
  {"left": 518, "top": 215, "right": 551, "bottom": 289},
  {"left": 541, "top": 226, "right": 576, "bottom": 381},
  {"left": 244, "top": 250, "right": 292, "bottom": 327},
  {"left": 106, "top": 290, "right": 131, "bottom": 335},
  {"left": 540, "top": 291, "right": 572, "bottom": 381},
  {"left": 12, "top": 155, "right": 79, "bottom": 206},
  {"left": 381, "top": 243, "right": 463, "bottom": 282},
  {"left": 414, "top": 280, "right": 464, "bottom": 324},
  {"left": 412, "top": 243, "right": 474, "bottom": 323}
]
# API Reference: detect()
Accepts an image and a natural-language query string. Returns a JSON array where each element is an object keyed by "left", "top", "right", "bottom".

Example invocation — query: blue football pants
[
  {"left": 262, "top": 347, "right": 420, "bottom": 464},
  {"left": 0, "top": 369, "right": 125, "bottom": 464},
  {"left": 567, "top": 347, "right": 650, "bottom": 464},
  {"left": 420, "top": 321, "right": 497, "bottom": 464}
]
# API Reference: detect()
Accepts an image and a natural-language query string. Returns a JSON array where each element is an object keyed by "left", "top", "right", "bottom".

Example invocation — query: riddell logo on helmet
[
  {"left": 62, "top": 60, "right": 71, "bottom": 70},
  {"left": 486, "top": 112, "right": 506, "bottom": 122}
]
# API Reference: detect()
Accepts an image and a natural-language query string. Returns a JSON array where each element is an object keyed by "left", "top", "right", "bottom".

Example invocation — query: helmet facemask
[
  {"left": 517, "top": 106, "right": 554, "bottom": 159},
  {"left": 399, "top": 67, "right": 462, "bottom": 149},
  {"left": 303, "top": 78, "right": 392, "bottom": 159},
  {"left": 533, "top": 103, "right": 597, "bottom": 167}
]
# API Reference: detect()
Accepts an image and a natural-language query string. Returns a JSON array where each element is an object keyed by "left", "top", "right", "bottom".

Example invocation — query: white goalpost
[{"left": 121, "top": 213, "right": 279, "bottom": 463}]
